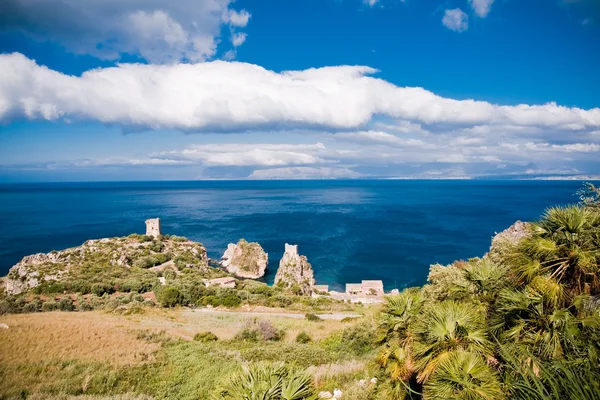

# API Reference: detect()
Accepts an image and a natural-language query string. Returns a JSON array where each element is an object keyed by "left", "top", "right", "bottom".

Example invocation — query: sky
[{"left": 0, "top": 0, "right": 599, "bottom": 181}]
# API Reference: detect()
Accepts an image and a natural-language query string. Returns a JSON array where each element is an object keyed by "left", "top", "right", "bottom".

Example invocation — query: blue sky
[{"left": 0, "top": 0, "right": 599, "bottom": 181}]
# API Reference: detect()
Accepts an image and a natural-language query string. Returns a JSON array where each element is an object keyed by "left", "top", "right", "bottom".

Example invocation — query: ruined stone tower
[{"left": 145, "top": 218, "right": 161, "bottom": 237}]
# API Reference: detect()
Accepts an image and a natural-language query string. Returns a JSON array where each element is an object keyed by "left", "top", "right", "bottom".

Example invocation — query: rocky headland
[{"left": 4, "top": 234, "right": 209, "bottom": 295}]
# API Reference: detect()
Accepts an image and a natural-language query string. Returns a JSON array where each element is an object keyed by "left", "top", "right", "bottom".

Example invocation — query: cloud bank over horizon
[{"left": 0, "top": 52, "right": 599, "bottom": 180}]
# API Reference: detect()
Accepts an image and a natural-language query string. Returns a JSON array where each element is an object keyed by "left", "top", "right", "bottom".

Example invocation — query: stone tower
[{"left": 145, "top": 218, "right": 161, "bottom": 237}]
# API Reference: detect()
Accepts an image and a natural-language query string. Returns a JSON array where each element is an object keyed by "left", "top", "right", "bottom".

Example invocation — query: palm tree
[
  {"left": 214, "top": 362, "right": 316, "bottom": 400},
  {"left": 423, "top": 351, "right": 504, "bottom": 400},
  {"left": 412, "top": 301, "right": 492, "bottom": 382},
  {"left": 513, "top": 206, "right": 600, "bottom": 297}
]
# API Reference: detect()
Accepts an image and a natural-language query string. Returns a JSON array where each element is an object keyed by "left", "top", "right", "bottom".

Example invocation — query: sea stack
[
  {"left": 220, "top": 239, "right": 268, "bottom": 279},
  {"left": 274, "top": 243, "right": 315, "bottom": 295}
]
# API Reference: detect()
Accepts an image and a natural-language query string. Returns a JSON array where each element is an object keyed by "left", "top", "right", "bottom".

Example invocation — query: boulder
[
  {"left": 274, "top": 244, "right": 315, "bottom": 295},
  {"left": 220, "top": 239, "right": 268, "bottom": 279}
]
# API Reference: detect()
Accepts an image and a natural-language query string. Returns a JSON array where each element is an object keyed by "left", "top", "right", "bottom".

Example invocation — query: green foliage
[
  {"left": 295, "top": 331, "right": 312, "bottom": 344},
  {"left": 214, "top": 362, "right": 316, "bottom": 400},
  {"left": 57, "top": 297, "right": 74, "bottom": 311},
  {"left": 158, "top": 287, "right": 183, "bottom": 307},
  {"left": 305, "top": 313, "right": 322, "bottom": 322},
  {"left": 193, "top": 331, "right": 219, "bottom": 342},
  {"left": 234, "top": 319, "right": 286, "bottom": 342}
]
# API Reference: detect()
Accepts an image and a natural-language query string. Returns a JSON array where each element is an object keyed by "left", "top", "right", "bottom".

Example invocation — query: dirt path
[{"left": 193, "top": 308, "right": 361, "bottom": 320}]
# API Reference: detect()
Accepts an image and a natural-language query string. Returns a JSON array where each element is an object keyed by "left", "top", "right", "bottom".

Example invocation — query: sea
[{"left": 0, "top": 180, "right": 594, "bottom": 291}]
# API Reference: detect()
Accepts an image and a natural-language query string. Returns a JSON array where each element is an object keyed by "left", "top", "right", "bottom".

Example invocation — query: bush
[
  {"left": 340, "top": 322, "right": 375, "bottom": 355},
  {"left": 148, "top": 240, "right": 164, "bottom": 252},
  {"left": 57, "top": 297, "right": 74, "bottom": 312},
  {"left": 305, "top": 313, "right": 323, "bottom": 322},
  {"left": 158, "top": 287, "right": 183, "bottom": 307},
  {"left": 23, "top": 302, "right": 39, "bottom": 313},
  {"left": 235, "top": 319, "right": 285, "bottom": 342},
  {"left": 194, "top": 331, "right": 219, "bottom": 342},
  {"left": 296, "top": 331, "right": 312, "bottom": 343},
  {"left": 41, "top": 301, "right": 57, "bottom": 312}
]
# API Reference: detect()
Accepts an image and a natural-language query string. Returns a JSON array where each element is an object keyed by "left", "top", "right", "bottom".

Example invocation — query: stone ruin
[{"left": 145, "top": 218, "right": 161, "bottom": 237}]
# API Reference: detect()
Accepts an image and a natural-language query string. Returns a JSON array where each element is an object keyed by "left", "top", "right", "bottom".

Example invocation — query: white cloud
[
  {"left": 0, "top": 0, "right": 250, "bottom": 63},
  {"left": 469, "top": 0, "right": 495, "bottom": 18},
  {"left": 363, "top": 0, "right": 379, "bottom": 6},
  {"left": 231, "top": 32, "right": 247, "bottom": 47},
  {"left": 249, "top": 167, "right": 362, "bottom": 180},
  {"left": 223, "top": 9, "right": 251, "bottom": 27},
  {"left": 2, "top": 53, "right": 600, "bottom": 134},
  {"left": 443, "top": 9, "right": 469, "bottom": 32},
  {"left": 156, "top": 143, "right": 329, "bottom": 167}
]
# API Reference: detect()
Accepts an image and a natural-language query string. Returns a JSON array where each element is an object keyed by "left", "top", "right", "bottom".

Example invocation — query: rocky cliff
[
  {"left": 4, "top": 234, "right": 208, "bottom": 295},
  {"left": 274, "top": 244, "right": 315, "bottom": 295},
  {"left": 488, "top": 221, "right": 531, "bottom": 265},
  {"left": 220, "top": 239, "right": 268, "bottom": 279}
]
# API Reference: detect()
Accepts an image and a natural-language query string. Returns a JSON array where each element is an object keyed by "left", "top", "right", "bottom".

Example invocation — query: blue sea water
[{"left": 0, "top": 180, "right": 594, "bottom": 291}]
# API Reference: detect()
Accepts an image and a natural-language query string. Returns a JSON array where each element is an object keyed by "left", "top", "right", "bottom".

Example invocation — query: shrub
[
  {"left": 158, "top": 287, "right": 183, "bottom": 307},
  {"left": 41, "top": 301, "right": 57, "bottom": 312},
  {"left": 79, "top": 300, "right": 94, "bottom": 311},
  {"left": 235, "top": 319, "right": 285, "bottom": 342},
  {"left": 57, "top": 297, "right": 74, "bottom": 312},
  {"left": 340, "top": 322, "right": 375, "bottom": 355},
  {"left": 23, "top": 302, "right": 39, "bottom": 313},
  {"left": 296, "top": 331, "right": 312, "bottom": 343},
  {"left": 194, "top": 331, "right": 219, "bottom": 342},
  {"left": 148, "top": 241, "right": 164, "bottom": 252},
  {"left": 305, "top": 313, "right": 323, "bottom": 322}
]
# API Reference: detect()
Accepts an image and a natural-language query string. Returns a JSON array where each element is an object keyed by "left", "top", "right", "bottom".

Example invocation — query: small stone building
[
  {"left": 345, "top": 280, "right": 384, "bottom": 296},
  {"left": 145, "top": 218, "right": 161, "bottom": 237}
]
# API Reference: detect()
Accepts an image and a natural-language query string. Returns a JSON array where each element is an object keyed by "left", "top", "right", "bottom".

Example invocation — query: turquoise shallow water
[{"left": 0, "top": 180, "right": 594, "bottom": 291}]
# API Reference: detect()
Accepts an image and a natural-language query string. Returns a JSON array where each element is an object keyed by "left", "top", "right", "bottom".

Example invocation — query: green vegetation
[
  {"left": 1, "top": 184, "right": 599, "bottom": 399},
  {"left": 376, "top": 191, "right": 600, "bottom": 399},
  {"left": 214, "top": 363, "right": 316, "bottom": 400},
  {"left": 193, "top": 331, "right": 219, "bottom": 342}
]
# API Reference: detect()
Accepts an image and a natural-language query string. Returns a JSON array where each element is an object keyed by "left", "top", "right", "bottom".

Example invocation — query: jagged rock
[
  {"left": 488, "top": 221, "right": 531, "bottom": 265},
  {"left": 274, "top": 244, "right": 315, "bottom": 295},
  {"left": 220, "top": 239, "right": 268, "bottom": 279}
]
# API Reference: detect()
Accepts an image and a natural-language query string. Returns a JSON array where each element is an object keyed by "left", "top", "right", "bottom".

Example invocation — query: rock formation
[
  {"left": 4, "top": 234, "right": 208, "bottom": 295},
  {"left": 274, "top": 244, "right": 315, "bottom": 295},
  {"left": 220, "top": 239, "right": 268, "bottom": 279},
  {"left": 488, "top": 220, "right": 531, "bottom": 265}
]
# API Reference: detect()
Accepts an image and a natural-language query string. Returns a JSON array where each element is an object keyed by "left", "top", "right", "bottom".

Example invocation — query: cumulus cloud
[
  {"left": 469, "top": 0, "right": 495, "bottom": 18},
  {"left": 0, "top": 0, "right": 250, "bottom": 63},
  {"left": 443, "top": 9, "right": 469, "bottom": 32},
  {"left": 2, "top": 53, "right": 600, "bottom": 134}
]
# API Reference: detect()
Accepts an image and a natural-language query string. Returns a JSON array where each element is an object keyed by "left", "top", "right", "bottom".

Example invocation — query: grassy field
[{"left": 0, "top": 308, "right": 378, "bottom": 399}]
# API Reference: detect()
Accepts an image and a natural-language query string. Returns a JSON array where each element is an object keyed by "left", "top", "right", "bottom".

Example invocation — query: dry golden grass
[
  {"left": 0, "top": 308, "right": 360, "bottom": 366},
  {"left": 0, "top": 312, "right": 162, "bottom": 366}
]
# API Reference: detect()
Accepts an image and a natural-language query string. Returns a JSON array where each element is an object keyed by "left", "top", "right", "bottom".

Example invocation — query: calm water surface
[{"left": 0, "top": 180, "right": 592, "bottom": 290}]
